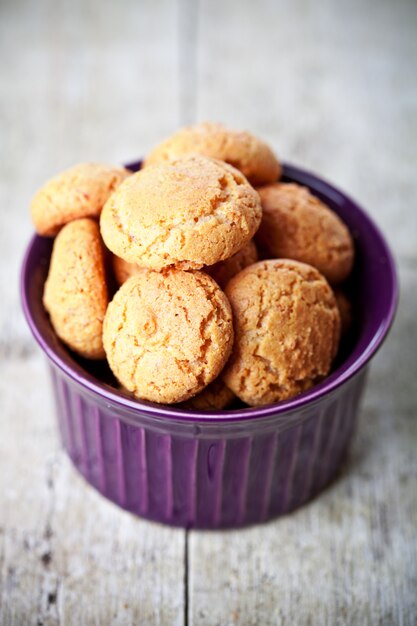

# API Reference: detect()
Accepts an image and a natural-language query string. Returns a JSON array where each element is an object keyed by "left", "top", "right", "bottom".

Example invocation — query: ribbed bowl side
[
  {"left": 51, "top": 365, "right": 367, "bottom": 529},
  {"left": 268, "top": 370, "right": 367, "bottom": 519}
]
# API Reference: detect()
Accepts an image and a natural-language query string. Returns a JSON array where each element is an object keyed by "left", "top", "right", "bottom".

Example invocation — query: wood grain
[
  {"left": 190, "top": 0, "right": 417, "bottom": 624},
  {"left": 0, "top": 0, "right": 186, "bottom": 624},
  {"left": 1, "top": 0, "right": 416, "bottom": 624}
]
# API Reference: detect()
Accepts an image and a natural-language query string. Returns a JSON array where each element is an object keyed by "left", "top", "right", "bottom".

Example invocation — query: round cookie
[
  {"left": 43, "top": 218, "right": 108, "bottom": 359},
  {"left": 112, "top": 255, "right": 142, "bottom": 286},
  {"left": 31, "top": 162, "right": 130, "bottom": 236},
  {"left": 103, "top": 269, "right": 234, "bottom": 404},
  {"left": 100, "top": 155, "right": 262, "bottom": 271},
  {"left": 144, "top": 122, "right": 281, "bottom": 186},
  {"left": 256, "top": 183, "right": 354, "bottom": 284},
  {"left": 222, "top": 259, "right": 341, "bottom": 406},
  {"left": 179, "top": 378, "right": 236, "bottom": 411},
  {"left": 334, "top": 288, "right": 353, "bottom": 336},
  {"left": 206, "top": 239, "right": 258, "bottom": 289}
]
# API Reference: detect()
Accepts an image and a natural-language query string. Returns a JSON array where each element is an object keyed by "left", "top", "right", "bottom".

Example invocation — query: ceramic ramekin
[{"left": 21, "top": 163, "right": 398, "bottom": 529}]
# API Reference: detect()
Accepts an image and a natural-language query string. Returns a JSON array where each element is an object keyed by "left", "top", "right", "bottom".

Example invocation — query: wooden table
[{"left": 1, "top": 0, "right": 416, "bottom": 623}]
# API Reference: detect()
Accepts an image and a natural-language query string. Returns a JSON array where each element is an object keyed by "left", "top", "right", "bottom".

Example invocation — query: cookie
[
  {"left": 334, "top": 289, "right": 353, "bottom": 335},
  {"left": 256, "top": 183, "right": 354, "bottom": 284},
  {"left": 112, "top": 255, "right": 142, "bottom": 286},
  {"left": 103, "top": 269, "right": 234, "bottom": 404},
  {"left": 206, "top": 240, "right": 258, "bottom": 289},
  {"left": 144, "top": 122, "right": 281, "bottom": 186},
  {"left": 43, "top": 218, "right": 108, "bottom": 359},
  {"left": 100, "top": 155, "right": 262, "bottom": 271},
  {"left": 31, "top": 162, "right": 130, "bottom": 236},
  {"left": 179, "top": 378, "right": 236, "bottom": 410},
  {"left": 222, "top": 259, "right": 341, "bottom": 406}
]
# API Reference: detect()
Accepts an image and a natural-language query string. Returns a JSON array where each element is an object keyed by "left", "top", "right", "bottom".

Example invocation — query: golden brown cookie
[
  {"left": 31, "top": 162, "right": 130, "bottom": 236},
  {"left": 100, "top": 155, "right": 262, "bottom": 271},
  {"left": 206, "top": 240, "right": 258, "bottom": 289},
  {"left": 112, "top": 255, "right": 142, "bottom": 286},
  {"left": 256, "top": 183, "right": 354, "bottom": 284},
  {"left": 334, "top": 289, "right": 353, "bottom": 335},
  {"left": 144, "top": 122, "right": 281, "bottom": 186},
  {"left": 103, "top": 269, "right": 234, "bottom": 404},
  {"left": 222, "top": 259, "right": 341, "bottom": 406},
  {"left": 43, "top": 218, "right": 108, "bottom": 359},
  {"left": 179, "top": 378, "right": 236, "bottom": 411}
]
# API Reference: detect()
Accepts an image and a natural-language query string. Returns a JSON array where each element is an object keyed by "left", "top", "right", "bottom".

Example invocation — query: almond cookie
[
  {"left": 112, "top": 255, "right": 142, "bottom": 286},
  {"left": 222, "top": 260, "right": 341, "bottom": 406},
  {"left": 206, "top": 239, "right": 258, "bottom": 289},
  {"left": 43, "top": 218, "right": 108, "bottom": 359},
  {"left": 256, "top": 183, "right": 354, "bottom": 284},
  {"left": 334, "top": 288, "right": 353, "bottom": 335},
  {"left": 179, "top": 378, "right": 236, "bottom": 411},
  {"left": 144, "top": 122, "right": 281, "bottom": 186},
  {"left": 103, "top": 269, "right": 234, "bottom": 404},
  {"left": 31, "top": 162, "right": 130, "bottom": 236},
  {"left": 100, "top": 155, "right": 262, "bottom": 271}
]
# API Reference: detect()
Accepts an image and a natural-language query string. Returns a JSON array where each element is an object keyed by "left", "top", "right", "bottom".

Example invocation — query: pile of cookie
[{"left": 31, "top": 122, "right": 354, "bottom": 409}]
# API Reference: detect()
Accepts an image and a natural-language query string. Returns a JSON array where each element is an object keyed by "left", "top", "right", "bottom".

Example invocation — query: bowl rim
[{"left": 21, "top": 162, "right": 398, "bottom": 424}]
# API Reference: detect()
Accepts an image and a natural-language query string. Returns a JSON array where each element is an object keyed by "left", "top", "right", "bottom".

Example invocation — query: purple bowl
[{"left": 21, "top": 163, "right": 398, "bottom": 529}]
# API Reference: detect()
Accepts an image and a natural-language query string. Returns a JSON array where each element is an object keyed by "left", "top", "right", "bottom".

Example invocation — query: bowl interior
[{"left": 21, "top": 163, "right": 398, "bottom": 422}]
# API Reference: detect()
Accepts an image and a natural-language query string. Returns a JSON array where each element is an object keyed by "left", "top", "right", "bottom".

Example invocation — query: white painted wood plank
[
  {"left": 196, "top": 0, "right": 417, "bottom": 259},
  {"left": 178, "top": 0, "right": 199, "bottom": 125},
  {"left": 366, "top": 259, "right": 417, "bottom": 416},
  {"left": 0, "top": 0, "right": 185, "bottom": 623}
]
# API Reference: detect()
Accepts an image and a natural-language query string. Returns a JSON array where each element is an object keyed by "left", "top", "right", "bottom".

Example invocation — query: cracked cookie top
[
  {"left": 31, "top": 162, "right": 130, "bottom": 236},
  {"left": 256, "top": 183, "right": 354, "bottom": 284},
  {"left": 43, "top": 218, "right": 109, "bottom": 359},
  {"left": 103, "top": 269, "right": 234, "bottom": 404},
  {"left": 100, "top": 155, "right": 262, "bottom": 271},
  {"left": 143, "top": 122, "right": 282, "bottom": 186},
  {"left": 144, "top": 122, "right": 282, "bottom": 185},
  {"left": 222, "top": 259, "right": 341, "bottom": 406}
]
